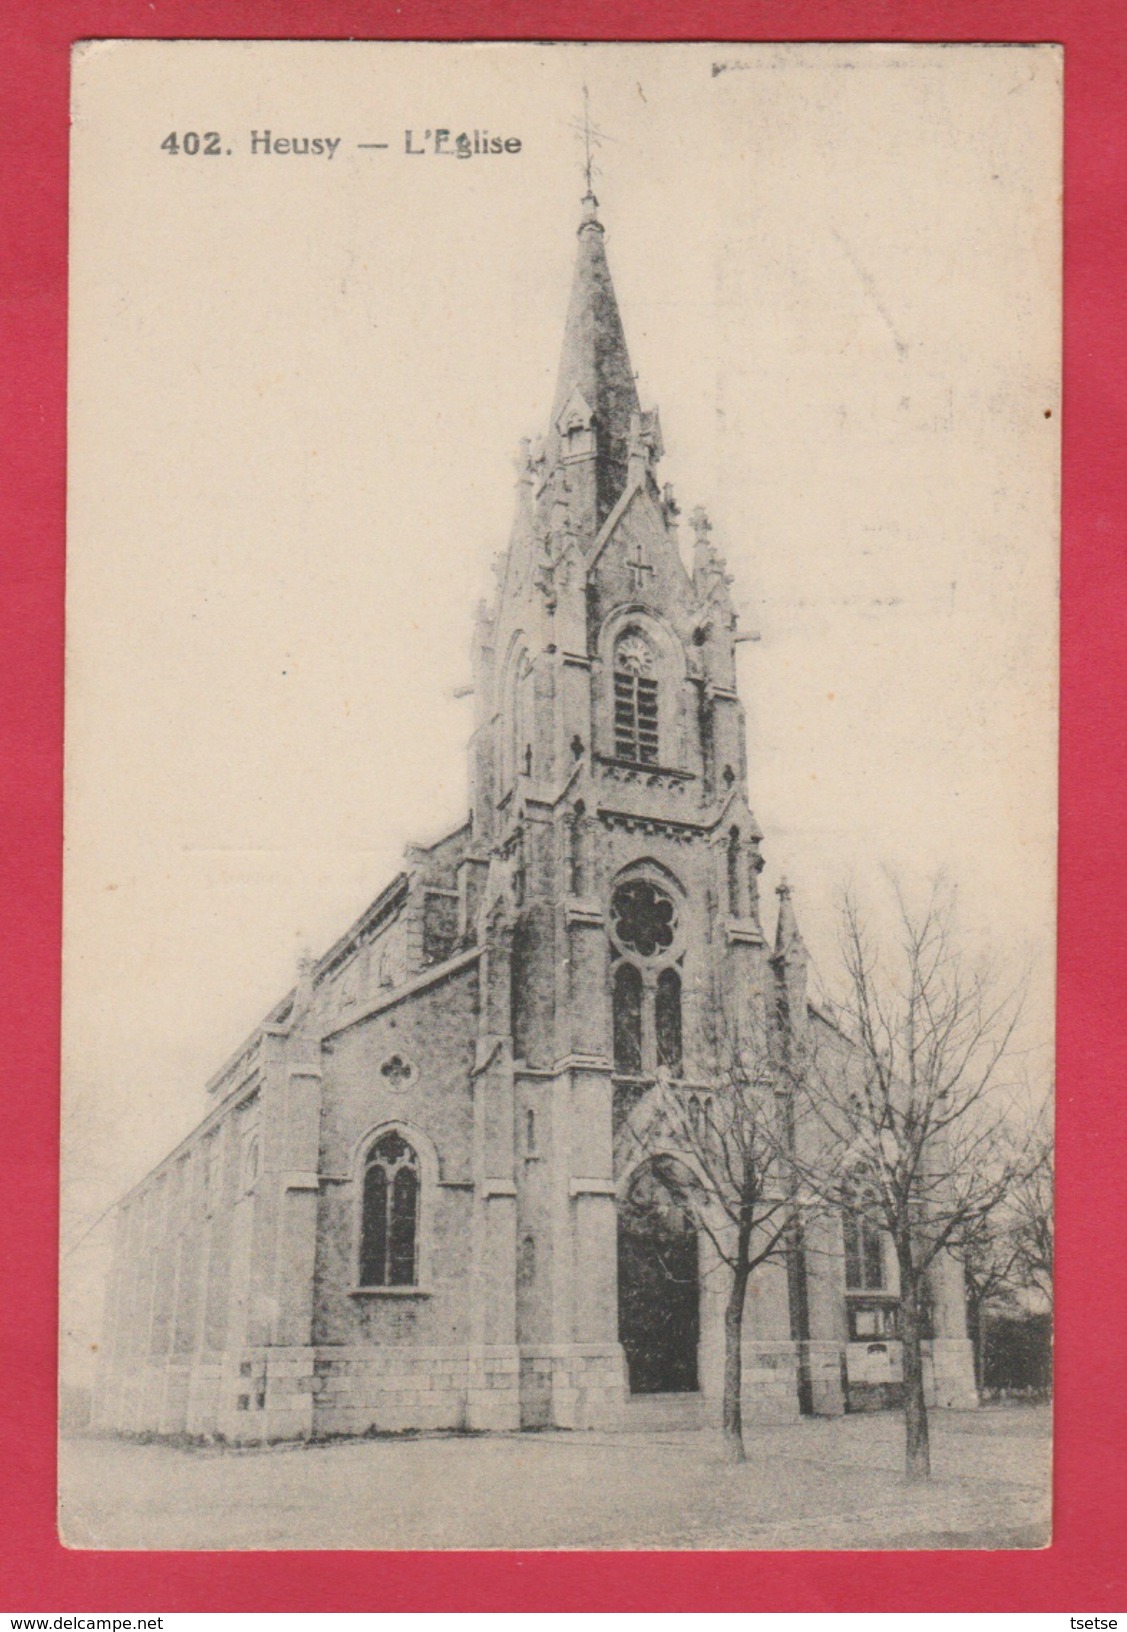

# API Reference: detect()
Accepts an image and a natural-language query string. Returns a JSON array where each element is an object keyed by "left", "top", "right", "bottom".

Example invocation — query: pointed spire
[
  {"left": 775, "top": 878, "right": 808, "bottom": 962},
  {"left": 550, "top": 193, "right": 642, "bottom": 526}
]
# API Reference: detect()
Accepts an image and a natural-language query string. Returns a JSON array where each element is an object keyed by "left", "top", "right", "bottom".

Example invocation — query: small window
[
  {"left": 360, "top": 1132, "right": 420, "bottom": 1287},
  {"left": 727, "top": 828, "right": 742, "bottom": 917},
  {"left": 380, "top": 1053, "right": 417, "bottom": 1090},
  {"left": 519, "top": 1234, "right": 536, "bottom": 1286},
  {"left": 848, "top": 1302, "right": 899, "bottom": 1341},
  {"left": 843, "top": 1211, "right": 886, "bottom": 1291},
  {"left": 613, "top": 963, "right": 644, "bottom": 1075},
  {"left": 656, "top": 968, "right": 683, "bottom": 1077}
]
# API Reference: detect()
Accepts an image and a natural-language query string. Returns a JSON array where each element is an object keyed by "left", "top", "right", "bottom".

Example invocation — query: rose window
[{"left": 610, "top": 880, "right": 677, "bottom": 959}]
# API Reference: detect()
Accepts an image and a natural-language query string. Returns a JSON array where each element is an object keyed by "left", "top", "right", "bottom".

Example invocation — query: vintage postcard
[{"left": 61, "top": 40, "right": 1059, "bottom": 1550}]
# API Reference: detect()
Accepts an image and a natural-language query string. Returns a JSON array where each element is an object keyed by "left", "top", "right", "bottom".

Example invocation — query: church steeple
[
  {"left": 548, "top": 192, "right": 642, "bottom": 528},
  {"left": 471, "top": 181, "right": 756, "bottom": 850}
]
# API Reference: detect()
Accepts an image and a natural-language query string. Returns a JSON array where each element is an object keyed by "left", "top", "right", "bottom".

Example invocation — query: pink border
[{"left": 2, "top": 0, "right": 1123, "bottom": 1609}]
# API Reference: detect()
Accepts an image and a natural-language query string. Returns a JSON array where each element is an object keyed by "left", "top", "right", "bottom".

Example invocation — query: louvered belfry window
[{"left": 614, "top": 631, "right": 659, "bottom": 764}]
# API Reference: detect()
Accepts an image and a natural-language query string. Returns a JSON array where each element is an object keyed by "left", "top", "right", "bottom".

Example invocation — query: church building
[{"left": 92, "top": 189, "right": 977, "bottom": 1441}]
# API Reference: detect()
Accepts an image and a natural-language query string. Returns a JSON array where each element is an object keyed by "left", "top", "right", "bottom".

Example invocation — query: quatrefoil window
[
  {"left": 380, "top": 1054, "right": 417, "bottom": 1089},
  {"left": 610, "top": 880, "right": 678, "bottom": 959}
]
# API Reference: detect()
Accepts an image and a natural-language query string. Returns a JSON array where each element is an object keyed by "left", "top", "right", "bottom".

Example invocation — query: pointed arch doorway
[{"left": 617, "top": 1158, "right": 700, "bottom": 1394}]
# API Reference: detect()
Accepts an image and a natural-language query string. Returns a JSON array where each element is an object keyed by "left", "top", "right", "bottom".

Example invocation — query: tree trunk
[
  {"left": 722, "top": 1262, "right": 750, "bottom": 1463},
  {"left": 899, "top": 1272, "right": 931, "bottom": 1482}
]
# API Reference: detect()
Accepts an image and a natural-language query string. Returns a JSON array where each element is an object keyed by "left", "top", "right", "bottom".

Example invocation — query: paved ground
[{"left": 59, "top": 1405, "right": 1050, "bottom": 1551}]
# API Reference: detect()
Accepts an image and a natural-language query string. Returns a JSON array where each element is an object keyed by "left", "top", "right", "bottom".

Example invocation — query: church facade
[{"left": 92, "top": 192, "right": 977, "bottom": 1442}]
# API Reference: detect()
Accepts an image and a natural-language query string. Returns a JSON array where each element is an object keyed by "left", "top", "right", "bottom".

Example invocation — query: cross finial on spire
[
  {"left": 551, "top": 103, "right": 638, "bottom": 524},
  {"left": 571, "top": 84, "right": 610, "bottom": 223}
]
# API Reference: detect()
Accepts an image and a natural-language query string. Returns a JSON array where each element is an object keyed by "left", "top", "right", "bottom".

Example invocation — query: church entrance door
[{"left": 617, "top": 1159, "right": 700, "bottom": 1394}]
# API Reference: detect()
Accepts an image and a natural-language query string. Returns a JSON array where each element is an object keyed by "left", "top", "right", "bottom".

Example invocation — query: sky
[{"left": 62, "top": 41, "right": 1060, "bottom": 1375}]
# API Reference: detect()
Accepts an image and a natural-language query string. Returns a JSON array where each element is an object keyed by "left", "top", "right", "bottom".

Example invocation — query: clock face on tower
[{"left": 614, "top": 631, "right": 655, "bottom": 676}]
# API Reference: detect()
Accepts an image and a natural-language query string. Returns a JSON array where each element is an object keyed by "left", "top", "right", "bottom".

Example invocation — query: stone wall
[
  {"left": 739, "top": 1341, "right": 803, "bottom": 1421},
  {"left": 517, "top": 1344, "right": 625, "bottom": 1429},
  {"left": 924, "top": 1337, "right": 979, "bottom": 1410},
  {"left": 90, "top": 1343, "right": 526, "bottom": 1441},
  {"left": 313, "top": 964, "right": 480, "bottom": 1352}
]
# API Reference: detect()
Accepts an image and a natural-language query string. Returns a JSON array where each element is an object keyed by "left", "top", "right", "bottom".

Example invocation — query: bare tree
[
  {"left": 625, "top": 1008, "right": 805, "bottom": 1464},
  {"left": 951, "top": 1204, "right": 1020, "bottom": 1392},
  {"left": 790, "top": 878, "right": 1027, "bottom": 1481},
  {"left": 1008, "top": 1103, "right": 1054, "bottom": 1306},
  {"left": 950, "top": 1095, "right": 1053, "bottom": 1390}
]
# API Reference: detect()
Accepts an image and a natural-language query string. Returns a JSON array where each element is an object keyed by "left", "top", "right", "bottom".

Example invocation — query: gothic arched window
[
  {"left": 843, "top": 1208, "right": 885, "bottom": 1291},
  {"left": 360, "top": 1132, "right": 420, "bottom": 1287},
  {"left": 613, "top": 630, "right": 659, "bottom": 765},
  {"left": 655, "top": 968, "right": 683, "bottom": 1077},
  {"left": 519, "top": 1234, "right": 536, "bottom": 1287},
  {"left": 613, "top": 962, "right": 644, "bottom": 1075},
  {"left": 609, "top": 877, "right": 685, "bottom": 1078}
]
